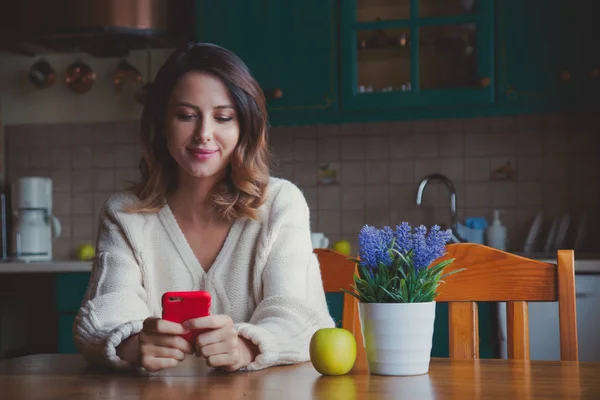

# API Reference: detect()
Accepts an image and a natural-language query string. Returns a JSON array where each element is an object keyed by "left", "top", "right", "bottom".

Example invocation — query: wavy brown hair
[{"left": 128, "top": 42, "right": 271, "bottom": 221}]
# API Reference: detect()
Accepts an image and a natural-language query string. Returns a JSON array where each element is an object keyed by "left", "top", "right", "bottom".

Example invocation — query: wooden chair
[
  {"left": 314, "top": 248, "right": 364, "bottom": 360},
  {"left": 436, "top": 243, "right": 578, "bottom": 361},
  {"left": 316, "top": 244, "right": 579, "bottom": 363}
]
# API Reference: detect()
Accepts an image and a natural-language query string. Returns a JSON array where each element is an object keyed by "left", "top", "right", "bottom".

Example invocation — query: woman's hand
[
  {"left": 137, "top": 317, "right": 194, "bottom": 372},
  {"left": 184, "top": 315, "right": 259, "bottom": 372}
]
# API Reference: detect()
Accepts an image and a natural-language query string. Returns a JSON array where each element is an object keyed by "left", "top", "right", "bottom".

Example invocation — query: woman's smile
[{"left": 187, "top": 147, "right": 218, "bottom": 161}]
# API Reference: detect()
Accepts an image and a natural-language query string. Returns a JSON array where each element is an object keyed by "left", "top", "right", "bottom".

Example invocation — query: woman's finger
[
  {"left": 183, "top": 314, "right": 232, "bottom": 331},
  {"left": 140, "top": 356, "right": 179, "bottom": 373},
  {"left": 195, "top": 325, "right": 237, "bottom": 348},
  {"left": 140, "top": 342, "right": 186, "bottom": 361},
  {"left": 144, "top": 318, "right": 188, "bottom": 335},
  {"left": 197, "top": 340, "right": 230, "bottom": 358},
  {"left": 206, "top": 353, "right": 237, "bottom": 369},
  {"left": 140, "top": 331, "right": 194, "bottom": 354},
  {"left": 142, "top": 317, "right": 161, "bottom": 331}
]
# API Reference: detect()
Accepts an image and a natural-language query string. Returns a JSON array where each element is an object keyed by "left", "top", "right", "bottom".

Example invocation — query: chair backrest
[
  {"left": 314, "top": 249, "right": 364, "bottom": 359},
  {"left": 437, "top": 243, "right": 578, "bottom": 361}
]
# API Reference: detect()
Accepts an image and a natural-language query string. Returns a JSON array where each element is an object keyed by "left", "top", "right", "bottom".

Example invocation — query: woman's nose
[{"left": 194, "top": 120, "right": 214, "bottom": 143}]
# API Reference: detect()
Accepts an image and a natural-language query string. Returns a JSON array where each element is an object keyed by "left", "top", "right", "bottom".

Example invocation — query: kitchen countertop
[
  {"left": 1, "top": 255, "right": 600, "bottom": 274},
  {"left": 0, "top": 260, "right": 92, "bottom": 273},
  {"left": 516, "top": 252, "right": 600, "bottom": 274},
  {"left": 545, "top": 259, "right": 600, "bottom": 274}
]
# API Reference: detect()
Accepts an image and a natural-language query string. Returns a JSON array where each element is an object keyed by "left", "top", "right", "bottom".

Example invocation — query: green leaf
[
  {"left": 392, "top": 248, "right": 413, "bottom": 268},
  {"left": 340, "top": 288, "right": 361, "bottom": 301},
  {"left": 441, "top": 267, "right": 467, "bottom": 279},
  {"left": 381, "top": 286, "right": 404, "bottom": 302},
  {"left": 426, "top": 258, "right": 456, "bottom": 277},
  {"left": 400, "top": 279, "right": 409, "bottom": 302}
]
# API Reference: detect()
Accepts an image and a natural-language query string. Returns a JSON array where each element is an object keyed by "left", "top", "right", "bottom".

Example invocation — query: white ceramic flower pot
[{"left": 358, "top": 301, "right": 436, "bottom": 376}]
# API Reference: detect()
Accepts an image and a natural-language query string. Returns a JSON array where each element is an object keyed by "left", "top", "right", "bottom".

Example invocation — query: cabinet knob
[
  {"left": 265, "top": 88, "right": 283, "bottom": 99},
  {"left": 559, "top": 70, "right": 571, "bottom": 81},
  {"left": 480, "top": 77, "right": 491, "bottom": 87},
  {"left": 591, "top": 68, "right": 600, "bottom": 79}
]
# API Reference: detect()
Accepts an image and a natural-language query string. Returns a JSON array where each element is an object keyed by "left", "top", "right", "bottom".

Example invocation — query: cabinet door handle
[
  {"left": 265, "top": 88, "right": 283, "bottom": 99},
  {"left": 576, "top": 292, "right": 590, "bottom": 298},
  {"left": 559, "top": 70, "right": 571, "bottom": 81},
  {"left": 480, "top": 77, "right": 491, "bottom": 87}
]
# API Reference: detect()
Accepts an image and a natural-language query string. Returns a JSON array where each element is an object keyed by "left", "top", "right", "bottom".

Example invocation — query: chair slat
[
  {"left": 449, "top": 302, "right": 479, "bottom": 359},
  {"left": 506, "top": 301, "right": 530, "bottom": 360},
  {"left": 557, "top": 250, "right": 578, "bottom": 361}
]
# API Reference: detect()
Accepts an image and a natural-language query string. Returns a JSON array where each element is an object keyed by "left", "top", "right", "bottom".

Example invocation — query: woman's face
[{"left": 165, "top": 71, "right": 240, "bottom": 183}]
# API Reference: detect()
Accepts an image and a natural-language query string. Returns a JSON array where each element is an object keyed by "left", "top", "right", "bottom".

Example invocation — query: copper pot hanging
[
  {"left": 113, "top": 59, "right": 143, "bottom": 92},
  {"left": 29, "top": 59, "right": 57, "bottom": 89},
  {"left": 65, "top": 60, "right": 96, "bottom": 93}
]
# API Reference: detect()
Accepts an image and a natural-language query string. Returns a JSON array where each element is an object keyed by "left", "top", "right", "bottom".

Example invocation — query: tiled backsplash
[
  {"left": 270, "top": 113, "right": 600, "bottom": 253},
  {"left": 3, "top": 112, "right": 599, "bottom": 259}
]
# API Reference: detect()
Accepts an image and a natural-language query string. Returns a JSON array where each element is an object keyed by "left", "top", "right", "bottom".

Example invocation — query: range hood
[{"left": 0, "top": 0, "right": 195, "bottom": 57}]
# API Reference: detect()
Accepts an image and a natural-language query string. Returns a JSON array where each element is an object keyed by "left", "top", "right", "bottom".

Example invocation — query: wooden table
[{"left": 1, "top": 354, "right": 599, "bottom": 399}]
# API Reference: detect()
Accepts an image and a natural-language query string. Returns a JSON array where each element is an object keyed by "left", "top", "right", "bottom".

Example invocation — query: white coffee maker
[{"left": 11, "top": 177, "right": 62, "bottom": 262}]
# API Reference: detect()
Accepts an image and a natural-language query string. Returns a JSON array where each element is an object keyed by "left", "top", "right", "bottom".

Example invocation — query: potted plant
[{"left": 344, "top": 222, "right": 463, "bottom": 376}]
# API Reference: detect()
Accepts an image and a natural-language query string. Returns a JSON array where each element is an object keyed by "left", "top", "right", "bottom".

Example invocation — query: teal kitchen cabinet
[
  {"left": 56, "top": 273, "right": 91, "bottom": 353},
  {"left": 195, "top": 0, "right": 594, "bottom": 125},
  {"left": 196, "top": 0, "right": 338, "bottom": 125},
  {"left": 495, "top": 0, "right": 582, "bottom": 112},
  {"left": 340, "top": 0, "right": 495, "bottom": 111}
]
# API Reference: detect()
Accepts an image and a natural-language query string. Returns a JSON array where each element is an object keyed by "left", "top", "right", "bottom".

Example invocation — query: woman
[{"left": 73, "top": 42, "right": 335, "bottom": 373}]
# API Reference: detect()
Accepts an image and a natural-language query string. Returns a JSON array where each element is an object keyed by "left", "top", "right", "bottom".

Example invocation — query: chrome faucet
[{"left": 415, "top": 173, "right": 466, "bottom": 243}]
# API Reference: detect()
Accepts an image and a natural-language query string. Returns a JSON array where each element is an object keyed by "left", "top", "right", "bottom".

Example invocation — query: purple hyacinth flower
[
  {"left": 411, "top": 224, "right": 452, "bottom": 269},
  {"left": 358, "top": 225, "right": 394, "bottom": 269},
  {"left": 394, "top": 222, "right": 413, "bottom": 254}
]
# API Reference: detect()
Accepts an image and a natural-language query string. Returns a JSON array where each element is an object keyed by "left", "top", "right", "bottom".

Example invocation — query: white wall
[{"left": 0, "top": 49, "right": 173, "bottom": 125}]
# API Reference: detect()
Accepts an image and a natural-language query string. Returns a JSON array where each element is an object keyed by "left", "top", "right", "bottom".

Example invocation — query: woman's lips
[{"left": 187, "top": 148, "right": 217, "bottom": 160}]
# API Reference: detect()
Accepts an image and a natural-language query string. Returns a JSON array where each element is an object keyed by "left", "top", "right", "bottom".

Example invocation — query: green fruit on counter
[
  {"left": 310, "top": 328, "right": 357, "bottom": 376},
  {"left": 332, "top": 240, "right": 352, "bottom": 256},
  {"left": 76, "top": 244, "right": 96, "bottom": 261}
]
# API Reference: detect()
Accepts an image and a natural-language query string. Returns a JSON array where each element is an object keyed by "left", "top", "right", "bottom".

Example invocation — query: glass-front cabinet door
[{"left": 341, "top": 0, "right": 495, "bottom": 110}]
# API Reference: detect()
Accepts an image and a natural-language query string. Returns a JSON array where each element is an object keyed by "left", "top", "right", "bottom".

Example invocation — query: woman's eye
[
  {"left": 176, "top": 113, "right": 196, "bottom": 121},
  {"left": 215, "top": 116, "right": 233, "bottom": 122}
]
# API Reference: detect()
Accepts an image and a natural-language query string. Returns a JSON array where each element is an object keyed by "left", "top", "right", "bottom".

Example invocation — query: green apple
[
  {"left": 332, "top": 240, "right": 352, "bottom": 256},
  {"left": 310, "top": 328, "right": 357, "bottom": 375},
  {"left": 76, "top": 244, "right": 96, "bottom": 261}
]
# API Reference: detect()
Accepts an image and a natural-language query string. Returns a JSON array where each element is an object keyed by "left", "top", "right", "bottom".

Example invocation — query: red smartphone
[{"left": 161, "top": 290, "right": 212, "bottom": 344}]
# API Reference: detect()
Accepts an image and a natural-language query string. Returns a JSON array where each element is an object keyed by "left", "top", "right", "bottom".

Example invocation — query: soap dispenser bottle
[{"left": 487, "top": 209, "right": 508, "bottom": 250}]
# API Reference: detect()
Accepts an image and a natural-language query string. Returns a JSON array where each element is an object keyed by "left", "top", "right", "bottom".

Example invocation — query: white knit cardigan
[{"left": 73, "top": 177, "right": 335, "bottom": 371}]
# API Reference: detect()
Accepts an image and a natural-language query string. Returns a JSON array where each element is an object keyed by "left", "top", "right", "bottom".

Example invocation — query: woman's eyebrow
[
  {"left": 175, "top": 102, "right": 235, "bottom": 111},
  {"left": 175, "top": 101, "right": 200, "bottom": 110}
]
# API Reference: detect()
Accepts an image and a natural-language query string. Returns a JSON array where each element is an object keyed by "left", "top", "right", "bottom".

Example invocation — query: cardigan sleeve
[
  {"left": 72, "top": 199, "right": 151, "bottom": 370},
  {"left": 234, "top": 182, "right": 335, "bottom": 371}
]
